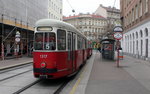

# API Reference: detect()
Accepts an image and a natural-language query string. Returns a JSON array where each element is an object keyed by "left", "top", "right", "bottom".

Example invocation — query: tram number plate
[
  {"left": 40, "top": 75, "right": 48, "bottom": 79},
  {"left": 40, "top": 55, "right": 48, "bottom": 58}
]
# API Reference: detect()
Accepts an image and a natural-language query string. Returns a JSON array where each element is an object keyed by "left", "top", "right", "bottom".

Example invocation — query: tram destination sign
[{"left": 113, "top": 26, "right": 123, "bottom": 32}]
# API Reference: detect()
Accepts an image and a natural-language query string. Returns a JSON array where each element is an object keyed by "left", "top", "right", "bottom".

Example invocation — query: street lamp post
[{"left": 15, "top": 31, "right": 20, "bottom": 58}]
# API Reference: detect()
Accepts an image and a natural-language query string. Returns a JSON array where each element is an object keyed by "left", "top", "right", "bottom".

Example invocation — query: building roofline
[{"left": 63, "top": 14, "right": 106, "bottom": 20}]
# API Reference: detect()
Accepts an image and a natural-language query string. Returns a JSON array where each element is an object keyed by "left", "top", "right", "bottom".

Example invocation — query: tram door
[{"left": 68, "top": 32, "right": 76, "bottom": 72}]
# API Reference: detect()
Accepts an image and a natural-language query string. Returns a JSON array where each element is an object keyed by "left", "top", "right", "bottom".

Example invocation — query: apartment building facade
[
  {"left": 63, "top": 14, "right": 107, "bottom": 41},
  {"left": 48, "top": 0, "right": 63, "bottom": 20},
  {"left": 95, "top": 4, "right": 121, "bottom": 26},
  {"left": 120, "top": 0, "right": 150, "bottom": 60}
]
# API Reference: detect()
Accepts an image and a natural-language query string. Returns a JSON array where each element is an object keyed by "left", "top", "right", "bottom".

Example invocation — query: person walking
[{"left": 98, "top": 46, "right": 101, "bottom": 53}]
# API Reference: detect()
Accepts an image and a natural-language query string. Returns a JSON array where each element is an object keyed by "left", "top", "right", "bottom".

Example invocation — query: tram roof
[{"left": 35, "top": 19, "right": 86, "bottom": 38}]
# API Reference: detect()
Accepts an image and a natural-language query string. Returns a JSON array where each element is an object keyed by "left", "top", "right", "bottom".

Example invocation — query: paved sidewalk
[
  {"left": 0, "top": 56, "right": 33, "bottom": 70},
  {"left": 121, "top": 55, "right": 150, "bottom": 92},
  {"left": 84, "top": 52, "right": 150, "bottom": 94}
]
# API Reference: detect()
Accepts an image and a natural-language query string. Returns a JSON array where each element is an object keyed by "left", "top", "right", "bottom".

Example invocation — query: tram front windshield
[{"left": 34, "top": 32, "right": 56, "bottom": 50}]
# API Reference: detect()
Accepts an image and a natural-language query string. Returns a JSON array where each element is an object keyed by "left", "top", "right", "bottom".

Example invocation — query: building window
[
  {"left": 133, "top": 33, "right": 135, "bottom": 40},
  {"left": 136, "top": 32, "right": 138, "bottom": 39},
  {"left": 127, "top": 14, "right": 130, "bottom": 25},
  {"left": 139, "top": 1, "right": 143, "bottom": 17},
  {"left": 145, "top": 0, "right": 148, "bottom": 13},
  {"left": 132, "top": 8, "right": 135, "bottom": 22},
  {"left": 145, "top": 39, "right": 148, "bottom": 58},
  {"left": 136, "top": 40, "right": 138, "bottom": 54},
  {"left": 141, "top": 40, "right": 143, "bottom": 56},
  {"left": 135, "top": 5, "right": 138, "bottom": 19},
  {"left": 129, "top": 12, "right": 132, "bottom": 24},
  {"left": 145, "top": 28, "right": 148, "bottom": 37},
  {"left": 140, "top": 30, "right": 143, "bottom": 38}
]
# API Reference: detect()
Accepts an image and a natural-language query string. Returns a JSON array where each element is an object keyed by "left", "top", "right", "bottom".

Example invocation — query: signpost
[
  {"left": 15, "top": 31, "right": 20, "bottom": 58},
  {"left": 113, "top": 32, "right": 123, "bottom": 40},
  {"left": 113, "top": 26, "right": 123, "bottom": 67},
  {"left": 113, "top": 26, "right": 123, "bottom": 32}
]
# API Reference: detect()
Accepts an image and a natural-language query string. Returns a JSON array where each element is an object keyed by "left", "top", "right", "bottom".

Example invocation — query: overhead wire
[
  {"left": 66, "top": 0, "right": 75, "bottom": 13},
  {"left": 112, "top": 0, "right": 121, "bottom": 26},
  {"left": 106, "top": 0, "right": 117, "bottom": 36},
  {"left": 113, "top": 0, "right": 117, "bottom": 8},
  {"left": 111, "top": 0, "right": 117, "bottom": 22}
]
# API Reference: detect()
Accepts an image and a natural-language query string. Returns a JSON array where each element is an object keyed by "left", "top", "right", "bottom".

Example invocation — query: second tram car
[{"left": 33, "top": 19, "right": 92, "bottom": 79}]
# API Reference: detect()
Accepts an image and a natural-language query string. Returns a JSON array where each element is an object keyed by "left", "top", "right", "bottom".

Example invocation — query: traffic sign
[
  {"left": 113, "top": 26, "right": 123, "bottom": 32},
  {"left": 15, "top": 31, "right": 20, "bottom": 42},
  {"left": 113, "top": 32, "right": 123, "bottom": 40},
  {"left": 15, "top": 38, "right": 20, "bottom": 42}
]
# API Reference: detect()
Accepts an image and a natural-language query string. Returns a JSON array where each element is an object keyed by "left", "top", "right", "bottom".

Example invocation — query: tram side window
[
  {"left": 34, "top": 33, "right": 44, "bottom": 50},
  {"left": 77, "top": 35, "right": 82, "bottom": 49},
  {"left": 82, "top": 39, "right": 85, "bottom": 49},
  {"left": 85, "top": 40, "right": 87, "bottom": 49},
  {"left": 68, "top": 33, "right": 71, "bottom": 60},
  {"left": 68, "top": 33, "right": 71, "bottom": 50},
  {"left": 57, "top": 29, "right": 66, "bottom": 50},
  {"left": 77, "top": 36, "right": 80, "bottom": 49}
]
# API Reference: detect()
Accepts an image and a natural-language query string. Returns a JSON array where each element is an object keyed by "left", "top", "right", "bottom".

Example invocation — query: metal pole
[
  {"left": 116, "top": 40, "right": 120, "bottom": 67},
  {"left": 1, "top": 43, "right": 4, "bottom": 60},
  {"left": 14, "top": 42, "right": 18, "bottom": 59},
  {"left": 14, "top": 19, "right": 17, "bottom": 59},
  {"left": 15, "top": 31, "right": 20, "bottom": 59},
  {"left": 20, "top": 21, "right": 23, "bottom": 57},
  {"left": 117, "top": 48, "right": 119, "bottom": 67},
  {"left": 26, "top": 23, "right": 29, "bottom": 56},
  {"left": 1, "top": 14, "right": 4, "bottom": 60}
]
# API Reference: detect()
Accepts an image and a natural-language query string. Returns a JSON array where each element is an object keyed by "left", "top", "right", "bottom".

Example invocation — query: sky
[{"left": 63, "top": 0, "right": 120, "bottom": 16}]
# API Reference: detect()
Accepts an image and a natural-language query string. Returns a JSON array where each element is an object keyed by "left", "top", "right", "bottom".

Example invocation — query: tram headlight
[{"left": 41, "top": 62, "right": 46, "bottom": 68}]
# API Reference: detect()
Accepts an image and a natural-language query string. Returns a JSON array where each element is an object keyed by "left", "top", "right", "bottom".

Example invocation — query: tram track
[
  {"left": 0, "top": 63, "right": 32, "bottom": 74},
  {"left": 53, "top": 79, "right": 70, "bottom": 94},
  {"left": 12, "top": 79, "right": 41, "bottom": 94},
  {"left": 53, "top": 66, "right": 83, "bottom": 94},
  {"left": 11, "top": 77, "right": 71, "bottom": 94},
  {"left": 0, "top": 69, "right": 32, "bottom": 82},
  {"left": 0, "top": 65, "right": 82, "bottom": 94}
]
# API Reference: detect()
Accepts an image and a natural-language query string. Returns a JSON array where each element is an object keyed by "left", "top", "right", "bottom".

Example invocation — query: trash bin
[{"left": 118, "top": 49, "right": 123, "bottom": 60}]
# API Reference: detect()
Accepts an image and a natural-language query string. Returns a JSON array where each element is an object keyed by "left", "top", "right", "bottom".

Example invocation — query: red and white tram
[{"left": 33, "top": 19, "right": 92, "bottom": 79}]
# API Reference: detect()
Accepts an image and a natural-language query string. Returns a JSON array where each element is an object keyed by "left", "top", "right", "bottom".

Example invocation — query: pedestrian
[{"left": 98, "top": 46, "right": 101, "bottom": 53}]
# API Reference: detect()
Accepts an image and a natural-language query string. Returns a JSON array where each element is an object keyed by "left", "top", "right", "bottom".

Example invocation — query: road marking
[
  {"left": 69, "top": 68, "right": 85, "bottom": 94},
  {"left": 69, "top": 52, "right": 96, "bottom": 94}
]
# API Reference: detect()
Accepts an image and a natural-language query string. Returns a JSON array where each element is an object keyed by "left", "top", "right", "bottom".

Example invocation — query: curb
[{"left": 0, "top": 61, "right": 33, "bottom": 70}]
